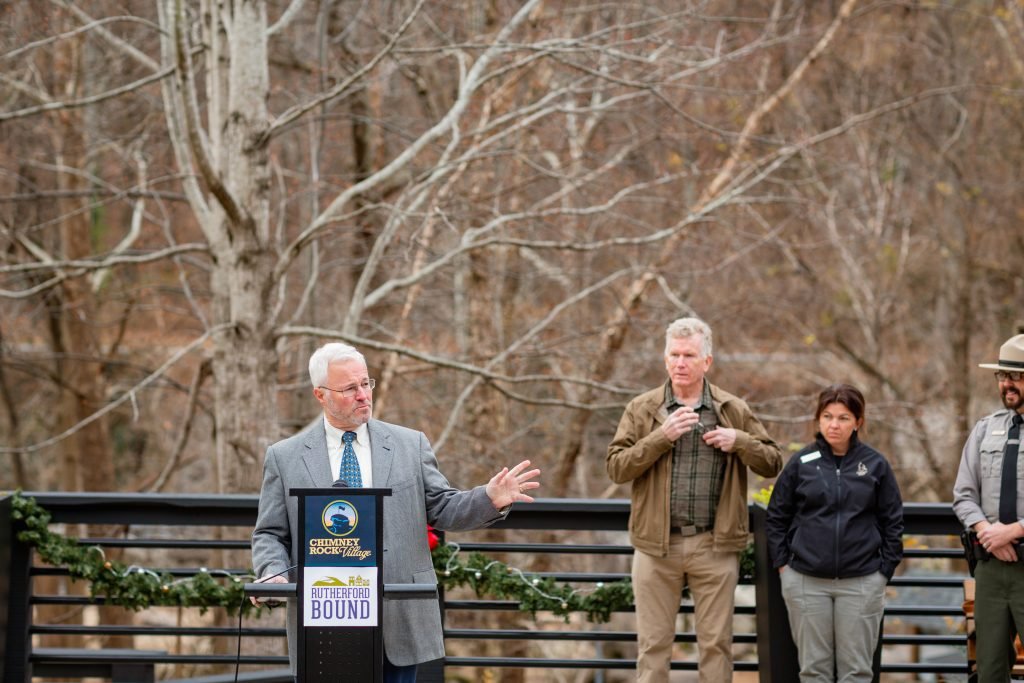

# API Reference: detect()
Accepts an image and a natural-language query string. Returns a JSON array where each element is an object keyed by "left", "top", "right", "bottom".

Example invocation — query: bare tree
[{"left": 0, "top": 0, "right": 1021, "bottom": 514}]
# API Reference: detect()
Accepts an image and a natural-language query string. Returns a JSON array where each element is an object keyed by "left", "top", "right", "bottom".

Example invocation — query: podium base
[{"left": 303, "top": 627, "right": 379, "bottom": 681}]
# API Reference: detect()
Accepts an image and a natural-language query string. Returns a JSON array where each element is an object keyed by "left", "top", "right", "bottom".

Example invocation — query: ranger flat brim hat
[{"left": 979, "top": 334, "right": 1024, "bottom": 372}]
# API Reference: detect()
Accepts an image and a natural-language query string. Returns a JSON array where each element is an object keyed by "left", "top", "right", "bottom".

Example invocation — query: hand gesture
[
  {"left": 661, "top": 406, "right": 700, "bottom": 441},
  {"left": 486, "top": 459, "right": 541, "bottom": 510},
  {"left": 703, "top": 427, "right": 737, "bottom": 453}
]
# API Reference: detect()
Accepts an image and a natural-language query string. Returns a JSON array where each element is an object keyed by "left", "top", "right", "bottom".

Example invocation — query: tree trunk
[{"left": 190, "top": 0, "right": 279, "bottom": 494}]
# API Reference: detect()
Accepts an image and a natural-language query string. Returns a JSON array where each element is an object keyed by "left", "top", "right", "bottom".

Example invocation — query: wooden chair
[{"left": 963, "top": 578, "right": 1024, "bottom": 680}]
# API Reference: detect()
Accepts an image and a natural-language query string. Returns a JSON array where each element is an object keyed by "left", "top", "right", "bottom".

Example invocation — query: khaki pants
[{"left": 632, "top": 531, "right": 739, "bottom": 683}]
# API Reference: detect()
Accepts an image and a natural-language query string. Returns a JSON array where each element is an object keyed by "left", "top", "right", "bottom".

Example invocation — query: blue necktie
[{"left": 339, "top": 431, "right": 363, "bottom": 488}]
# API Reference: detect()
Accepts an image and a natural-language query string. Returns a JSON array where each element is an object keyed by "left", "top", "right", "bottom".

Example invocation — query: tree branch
[
  {"left": 274, "top": 0, "right": 544, "bottom": 281},
  {"left": 0, "top": 243, "right": 208, "bottom": 275},
  {"left": 170, "top": 0, "right": 246, "bottom": 228},
  {"left": 276, "top": 324, "right": 638, "bottom": 396},
  {"left": 0, "top": 324, "right": 232, "bottom": 455},
  {"left": 0, "top": 68, "right": 172, "bottom": 123},
  {"left": 145, "top": 358, "right": 211, "bottom": 492},
  {"left": 261, "top": 0, "right": 427, "bottom": 142},
  {"left": 266, "top": 0, "right": 307, "bottom": 37},
  {"left": 0, "top": 246, "right": 207, "bottom": 301}
]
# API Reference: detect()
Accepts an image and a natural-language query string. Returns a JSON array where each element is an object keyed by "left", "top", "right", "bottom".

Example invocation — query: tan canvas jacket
[{"left": 607, "top": 381, "right": 783, "bottom": 555}]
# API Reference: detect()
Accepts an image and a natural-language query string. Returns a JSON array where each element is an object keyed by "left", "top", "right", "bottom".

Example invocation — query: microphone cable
[{"left": 235, "top": 564, "right": 296, "bottom": 683}]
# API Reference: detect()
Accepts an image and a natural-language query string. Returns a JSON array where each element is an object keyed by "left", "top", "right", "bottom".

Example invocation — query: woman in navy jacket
[{"left": 765, "top": 383, "right": 903, "bottom": 683}]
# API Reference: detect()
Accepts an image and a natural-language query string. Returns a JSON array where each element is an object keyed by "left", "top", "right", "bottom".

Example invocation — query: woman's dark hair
[{"left": 814, "top": 383, "right": 866, "bottom": 422}]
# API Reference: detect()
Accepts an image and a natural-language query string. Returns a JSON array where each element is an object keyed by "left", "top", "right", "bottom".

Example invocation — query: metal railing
[{"left": 0, "top": 492, "right": 970, "bottom": 681}]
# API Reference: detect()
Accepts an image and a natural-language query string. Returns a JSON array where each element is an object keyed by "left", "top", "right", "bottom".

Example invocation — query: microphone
[{"left": 333, "top": 479, "right": 349, "bottom": 488}]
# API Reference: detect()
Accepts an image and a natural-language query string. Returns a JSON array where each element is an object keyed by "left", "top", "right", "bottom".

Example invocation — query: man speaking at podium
[{"left": 252, "top": 343, "right": 541, "bottom": 682}]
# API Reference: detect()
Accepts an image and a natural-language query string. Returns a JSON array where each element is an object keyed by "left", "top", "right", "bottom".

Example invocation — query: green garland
[
  {"left": 431, "top": 542, "right": 634, "bottom": 623},
  {"left": 9, "top": 492, "right": 754, "bottom": 623},
  {"left": 432, "top": 542, "right": 754, "bottom": 624},
  {"left": 11, "top": 492, "right": 259, "bottom": 616}
]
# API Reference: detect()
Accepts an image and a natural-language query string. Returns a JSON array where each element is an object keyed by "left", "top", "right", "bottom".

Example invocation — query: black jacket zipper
[{"left": 834, "top": 460, "right": 842, "bottom": 577}]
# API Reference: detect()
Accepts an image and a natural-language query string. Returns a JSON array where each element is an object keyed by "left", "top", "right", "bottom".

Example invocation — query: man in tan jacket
[{"left": 607, "top": 317, "right": 782, "bottom": 683}]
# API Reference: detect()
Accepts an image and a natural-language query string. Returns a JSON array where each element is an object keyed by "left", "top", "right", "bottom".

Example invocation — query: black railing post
[
  {"left": 1, "top": 494, "right": 33, "bottom": 682},
  {"left": 751, "top": 504, "right": 799, "bottom": 683}
]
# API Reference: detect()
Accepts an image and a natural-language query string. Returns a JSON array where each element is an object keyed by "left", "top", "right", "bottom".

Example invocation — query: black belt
[{"left": 671, "top": 525, "right": 710, "bottom": 537}]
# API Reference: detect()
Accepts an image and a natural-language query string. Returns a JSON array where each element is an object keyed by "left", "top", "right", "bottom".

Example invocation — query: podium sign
[{"left": 293, "top": 488, "right": 390, "bottom": 682}]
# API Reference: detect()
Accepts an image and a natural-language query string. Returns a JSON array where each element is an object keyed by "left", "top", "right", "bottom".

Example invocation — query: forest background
[
  {"left": 5, "top": 1, "right": 1024, "bottom": 679},
  {"left": 2, "top": 0, "right": 1024, "bottom": 551}
]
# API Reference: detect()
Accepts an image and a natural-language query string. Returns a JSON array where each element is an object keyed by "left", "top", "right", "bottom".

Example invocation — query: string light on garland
[
  {"left": 9, "top": 492, "right": 755, "bottom": 624},
  {"left": 431, "top": 541, "right": 636, "bottom": 624},
  {"left": 9, "top": 492, "right": 261, "bottom": 616},
  {"left": 431, "top": 538, "right": 754, "bottom": 623}
]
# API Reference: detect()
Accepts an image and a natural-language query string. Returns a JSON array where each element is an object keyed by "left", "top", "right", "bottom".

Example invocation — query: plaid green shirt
[{"left": 667, "top": 380, "right": 726, "bottom": 533}]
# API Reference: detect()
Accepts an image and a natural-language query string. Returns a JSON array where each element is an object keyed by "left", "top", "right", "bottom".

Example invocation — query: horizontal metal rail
[
  {"left": 30, "top": 650, "right": 288, "bottom": 666},
  {"left": 32, "top": 625, "right": 285, "bottom": 637},
  {"left": 443, "top": 628, "right": 759, "bottom": 644},
  {"left": 441, "top": 628, "right": 966, "bottom": 647},
  {"left": 444, "top": 656, "right": 763, "bottom": 671},
  {"left": 3, "top": 494, "right": 973, "bottom": 682},
  {"left": 74, "top": 538, "right": 252, "bottom": 550}
]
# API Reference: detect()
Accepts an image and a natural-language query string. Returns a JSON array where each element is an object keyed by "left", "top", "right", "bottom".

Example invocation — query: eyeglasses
[
  {"left": 319, "top": 378, "right": 376, "bottom": 398},
  {"left": 995, "top": 371, "right": 1024, "bottom": 382}
]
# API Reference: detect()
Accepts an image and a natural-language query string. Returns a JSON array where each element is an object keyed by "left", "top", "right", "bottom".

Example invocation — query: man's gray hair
[
  {"left": 665, "top": 317, "right": 713, "bottom": 358},
  {"left": 308, "top": 343, "right": 366, "bottom": 387}
]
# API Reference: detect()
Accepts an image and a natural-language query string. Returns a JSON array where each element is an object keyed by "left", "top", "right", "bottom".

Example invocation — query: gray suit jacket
[{"left": 251, "top": 418, "right": 505, "bottom": 667}]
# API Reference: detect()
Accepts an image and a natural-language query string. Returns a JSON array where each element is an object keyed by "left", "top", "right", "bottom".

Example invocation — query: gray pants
[{"left": 780, "top": 567, "right": 888, "bottom": 683}]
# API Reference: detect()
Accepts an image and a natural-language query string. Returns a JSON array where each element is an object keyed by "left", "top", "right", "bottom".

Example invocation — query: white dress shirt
[{"left": 323, "top": 417, "right": 373, "bottom": 487}]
